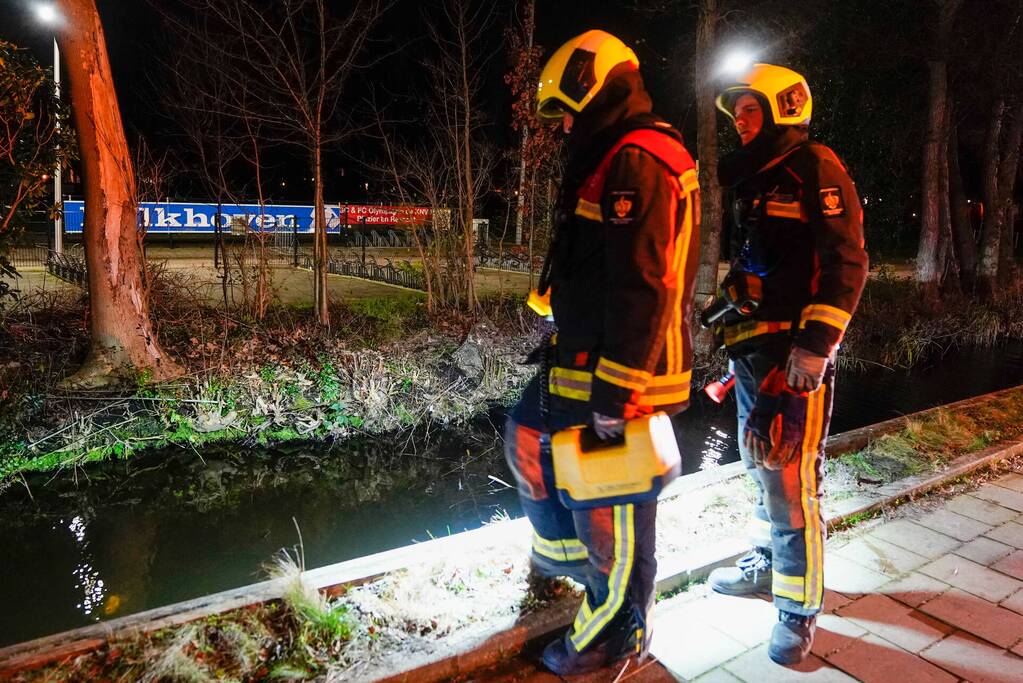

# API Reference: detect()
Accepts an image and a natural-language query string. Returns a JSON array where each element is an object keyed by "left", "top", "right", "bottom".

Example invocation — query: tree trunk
[
  {"left": 915, "top": 0, "right": 960, "bottom": 297},
  {"left": 996, "top": 101, "right": 1023, "bottom": 284},
  {"left": 314, "top": 143, "right": 330, "bottom": 327},
  {"left": 57, "top": 0, "right": 180, "bottom": 388},
  {"left": 948, "top": 123, "right": 977, "bottom": 288},
  {"left": 514, "top": 1, "right": 534, "bottom": 247},
  {"left": 977, "top": 97, "right": 1006, "bottom": 292},
  {"left": 460, "top": 21, "right": 477, "bottom": 312},
  {"left": 915, "top": 62, "right": 949, "bottom": 293},
  {"left": 693, "top": 0, "right": 722, "bottom": 355},
  {"left": 936, "top": 106, "right": 954, "bottom": 287}
]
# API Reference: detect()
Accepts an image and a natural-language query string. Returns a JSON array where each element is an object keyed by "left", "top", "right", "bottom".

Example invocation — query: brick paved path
[{"left": 476, "top": 473, "right": 1023, "bottom": 682}]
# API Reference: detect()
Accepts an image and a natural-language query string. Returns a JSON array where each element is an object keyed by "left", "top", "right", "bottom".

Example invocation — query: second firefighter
[{"left": 707, "top": 63, "right": 868, "bottom": 665}]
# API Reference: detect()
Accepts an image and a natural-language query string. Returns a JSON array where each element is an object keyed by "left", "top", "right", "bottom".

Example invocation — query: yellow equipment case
[{"left": 551, "top": 413, "right": 682, "bottom": 509}]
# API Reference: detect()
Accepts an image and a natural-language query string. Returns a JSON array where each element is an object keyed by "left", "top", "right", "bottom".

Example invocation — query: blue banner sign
[{"left": 63, "top": 200, "right": 346, "bottom": 234}]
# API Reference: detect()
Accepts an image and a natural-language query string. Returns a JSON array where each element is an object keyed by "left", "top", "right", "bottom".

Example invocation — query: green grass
[{"left": 828, "top": 391, "right": 1023, "bottom": 489}]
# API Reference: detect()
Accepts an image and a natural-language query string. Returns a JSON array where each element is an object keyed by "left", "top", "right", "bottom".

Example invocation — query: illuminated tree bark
[{"left": 57, "top": 0, "right": 180, "bottom": 387}]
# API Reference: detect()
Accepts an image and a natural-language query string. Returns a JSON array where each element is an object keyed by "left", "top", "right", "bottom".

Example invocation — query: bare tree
[
  {"left": 55, "top": 0, "right": 180, "bottom": 387},
  {"left": 160, "top": 42, "right": 244, "bottom": 309},
  {"left": 0, "top": 41, "right": 73, "bottom": 242},
  {"left": 165, "top": 0, "right": 388, "bottom": 327},
  {"left": 369, "top": 0, "right": 499, "bottom": 316},
  {"left": 511, "top": 0, "right": 534, "bottom": 248},
  {"left": 915, "top": 0, "right": 962, "bottom": 296},
  {"left": 505, "top": 0, "right": 562, "bottom": 287},
  {"left": 424, "top": 0, "right": 498, "bottom": 312},
  {"left": 132, "top": 135, "right": 175, "bottom": 206}
]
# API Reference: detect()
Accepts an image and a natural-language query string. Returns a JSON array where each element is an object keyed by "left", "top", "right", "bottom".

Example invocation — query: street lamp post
[
  {"left": 52, "top": 37, "right": 62, "bottom": 255},
  {"left": 34, "top": 3, "right": 63, "bottom": 255}
]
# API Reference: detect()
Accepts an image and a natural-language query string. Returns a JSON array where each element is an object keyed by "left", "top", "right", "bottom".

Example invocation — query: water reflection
[
  {"left": 64, "top": 515, "right": 106, "bottom": 621},
  {"left": 700, "top": 428, "right": 734, "bottom": 471}
]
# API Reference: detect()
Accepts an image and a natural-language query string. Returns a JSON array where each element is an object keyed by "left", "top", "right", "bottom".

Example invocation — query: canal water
[{"left": 3, "top": 341, "right": 1023, "bottom": 647}]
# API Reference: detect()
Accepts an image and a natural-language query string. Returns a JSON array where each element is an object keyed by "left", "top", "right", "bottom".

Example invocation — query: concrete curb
[{"left": 2, "top": 386, "right": 1021, "bottom": 675}]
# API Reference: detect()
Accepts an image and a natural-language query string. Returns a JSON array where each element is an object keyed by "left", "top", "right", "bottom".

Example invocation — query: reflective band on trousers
[
  {"left": 772, "top": 570, "right": 805, "bottom": 602},
  {"left": 570, "top": 504, "right": 635, "bottom": 651},
  {"left": 532, "top": 531, "right": 589, "bottom": 562},
  {"left": 799, "top": 384, "right": 827, "bottom": 610}
]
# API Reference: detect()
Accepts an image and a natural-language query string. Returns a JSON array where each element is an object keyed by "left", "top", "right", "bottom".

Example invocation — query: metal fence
[
  {"left": 474, "top": 245, "right": 540, "bottom": 273},
  {"left": 47, "top": 248, "right": 87, "bottom": 285},
  {"left": 8, "top": 244, "right": 51, "bottom": 270},
  {"left": 301, "top": 254, "right": 425, "bottom": 290}
]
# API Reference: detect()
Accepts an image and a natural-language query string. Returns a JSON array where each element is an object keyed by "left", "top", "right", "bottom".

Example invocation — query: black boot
[
  {"left": 768, "top": 610, "right": 816, "bottom": 665},
  {"left": 708, "top": 547, "right": 772, "bottom": 596},
  {"left": 541, "top": 614, "right": 636, "bottom": 675}
]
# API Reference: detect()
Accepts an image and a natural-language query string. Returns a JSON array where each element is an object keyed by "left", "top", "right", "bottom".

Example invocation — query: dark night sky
[{"left": 0, "top": 1, "right": 713, "bottom": 202}]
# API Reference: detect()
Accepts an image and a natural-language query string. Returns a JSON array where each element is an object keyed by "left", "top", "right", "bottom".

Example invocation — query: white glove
[
  {"left": 785, "top": 346, "right": 828, "bottom": 393},
  {"left": 592, "top": 412, "right": 626, "bottom": 440}
]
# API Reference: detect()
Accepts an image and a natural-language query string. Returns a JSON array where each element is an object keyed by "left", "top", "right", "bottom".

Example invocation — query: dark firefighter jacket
[
  {"left": 538, "top": 72, "right": 700, "bottom": 420},
  {"left": 718, "top": 127, "right": 868, "bottom": 360}
]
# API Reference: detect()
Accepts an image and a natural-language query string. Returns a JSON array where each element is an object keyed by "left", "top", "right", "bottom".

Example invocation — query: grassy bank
[
  {"left": 3, "top": 265, "right": 1023, "bottom": 488},
  {"left": 0, "top": 272, "right": 543, "bottom": 492}
]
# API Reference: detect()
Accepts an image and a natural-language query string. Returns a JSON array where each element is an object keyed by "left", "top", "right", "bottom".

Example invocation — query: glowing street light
[
  {"left": 717, "top": 50, "right": 756, "bottom": 78},
  {"left": 32, "top": 2, "right": 64, "bottom": 254},
  {"left": 33, "top": 2, "right": 60, "bottom": 25}
]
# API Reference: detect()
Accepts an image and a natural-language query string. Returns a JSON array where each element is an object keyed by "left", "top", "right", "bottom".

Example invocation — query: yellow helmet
[
  {"left": 536, "top": 30, "right": 639, "bottom": 120},
  {"left": 715, "top": 63, "right": 812, "bottom": 126}
]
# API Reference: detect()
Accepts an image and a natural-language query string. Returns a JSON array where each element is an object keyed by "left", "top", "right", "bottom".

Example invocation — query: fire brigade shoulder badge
[
  {"left": 819, "top": 186, "right": 845, "bottom": 217},
  {"left": 609, "top": 190, "right": 637, "bottom": 225}
]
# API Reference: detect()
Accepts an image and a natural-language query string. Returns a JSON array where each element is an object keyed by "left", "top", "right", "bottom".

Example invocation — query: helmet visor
[{"left": 538, "top": 97, "right": 570, "bottom": 120}]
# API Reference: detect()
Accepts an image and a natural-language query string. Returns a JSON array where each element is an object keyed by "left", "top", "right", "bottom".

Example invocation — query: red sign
[{"left": 339, "top": 205, "right": 432, "bottom": 227}]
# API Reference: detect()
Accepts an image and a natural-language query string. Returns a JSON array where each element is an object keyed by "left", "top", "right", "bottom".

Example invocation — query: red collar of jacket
[{"left": 577, "top": 126, "right": 696, "bottom": 206}]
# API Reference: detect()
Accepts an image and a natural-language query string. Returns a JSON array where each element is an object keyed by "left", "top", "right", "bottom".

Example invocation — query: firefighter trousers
[
  {"left": 505, "top": 373, "right": 657, "bottom": 655},
  {"left": 733, "top": 350, "right": 835, "bottom": 617}
]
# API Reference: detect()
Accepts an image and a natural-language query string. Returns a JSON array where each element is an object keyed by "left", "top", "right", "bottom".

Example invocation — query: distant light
[
  {"left": 33, "top": 3, "right": 60, "bottom": 25},
  {"left": 718, "top": 50, "right": 756, "bottom": 78}
]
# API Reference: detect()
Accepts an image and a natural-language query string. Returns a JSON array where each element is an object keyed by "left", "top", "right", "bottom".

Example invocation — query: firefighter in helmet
[
  {"left": 707, "top": 63, "right": 868, "bottom": 664},
  {"left": 504, "top": 30, "right": 700, "bottom": 675}
]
